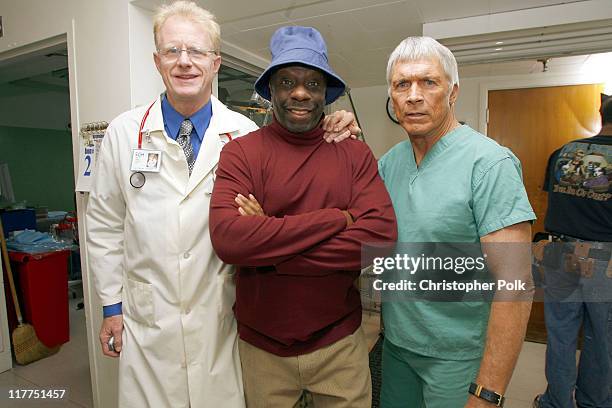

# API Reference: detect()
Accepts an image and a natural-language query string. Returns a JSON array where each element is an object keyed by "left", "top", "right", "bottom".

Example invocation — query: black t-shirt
[{"left": 543, "top": 135, "right": 612, "bottom": 241}]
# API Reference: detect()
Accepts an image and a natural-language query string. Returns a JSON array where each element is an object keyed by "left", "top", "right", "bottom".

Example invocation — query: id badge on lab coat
[{"left": 131, "top": 149, "right": 162, "bottom": 173}]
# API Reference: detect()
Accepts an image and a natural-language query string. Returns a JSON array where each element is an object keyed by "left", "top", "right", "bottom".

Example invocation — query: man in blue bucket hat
[
  {"left": 210, "top": 26, "right": 397, "bottom": 407},
  {"left": 253, "top": 26, "right": 347, "bottom": 105}
]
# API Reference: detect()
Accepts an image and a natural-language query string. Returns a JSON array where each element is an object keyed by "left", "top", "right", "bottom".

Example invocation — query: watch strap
[{"left": 469, "top": 382, "right": 505, "bottom": 407}]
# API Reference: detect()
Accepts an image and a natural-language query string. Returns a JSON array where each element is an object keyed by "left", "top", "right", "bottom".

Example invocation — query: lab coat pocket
[{"left": 125, "top": 278, "right": 156, "bottom": 327}]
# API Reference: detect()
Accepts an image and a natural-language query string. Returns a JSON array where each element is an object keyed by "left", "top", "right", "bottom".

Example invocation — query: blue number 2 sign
[
  {"left": 84, "top": 154, "right": 92, "bottom": 176},
  {"left": 83, "top": 144, "right": 95, "bottom": 177}
]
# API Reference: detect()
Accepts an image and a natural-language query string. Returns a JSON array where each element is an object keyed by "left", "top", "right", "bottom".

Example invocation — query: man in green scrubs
[{"left": 379, "top": 36, "right": 536, "bottom": 407}]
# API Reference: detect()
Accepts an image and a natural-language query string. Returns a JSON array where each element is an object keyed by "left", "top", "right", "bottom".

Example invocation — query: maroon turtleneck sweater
[{"left": 209, "top": 118, "right": 397, "bottom": 356}]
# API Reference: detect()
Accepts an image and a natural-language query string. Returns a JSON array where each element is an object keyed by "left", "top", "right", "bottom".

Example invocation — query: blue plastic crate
[{"left": 1, "top": 209, "right": 36, "bottom": 236}]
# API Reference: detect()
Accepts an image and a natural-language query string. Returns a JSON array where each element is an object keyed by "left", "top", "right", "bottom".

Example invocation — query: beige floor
[
  {"left": 0, "top": 296, "right": 92, "bottom": 408},
  {"left": 1, "top": 310, "right": 549, "bottom": 408}
]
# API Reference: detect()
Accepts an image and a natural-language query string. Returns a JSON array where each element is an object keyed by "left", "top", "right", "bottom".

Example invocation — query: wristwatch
[{"left": 469, "top": 382, "right": 505, "bottom": 407}]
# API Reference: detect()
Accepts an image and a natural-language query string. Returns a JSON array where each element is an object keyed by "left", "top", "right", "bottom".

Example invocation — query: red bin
[{"left": 8, "top": 250, "right": 70, "bottom": 347}]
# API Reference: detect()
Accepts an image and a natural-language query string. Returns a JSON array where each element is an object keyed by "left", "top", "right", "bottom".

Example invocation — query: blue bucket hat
[{"left": 254, "top": 26, "right": 346, "bottom": 105}]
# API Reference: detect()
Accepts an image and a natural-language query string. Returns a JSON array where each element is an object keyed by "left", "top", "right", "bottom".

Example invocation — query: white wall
[
  {"left": 454, "top": 78, "right": 480, "bottom": 129},
  {"left": 128, "top": 3, "right": 165, "bottom": 107},
  {"left": 331, "top": 85, "right": 407, "bottom": 158},
  {"left": 0, "top": 0, "right": 133, "bottom": 122}
]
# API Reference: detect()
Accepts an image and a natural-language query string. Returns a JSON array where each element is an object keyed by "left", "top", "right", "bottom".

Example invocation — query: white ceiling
[
  {"left": 208, "top": 0, "right": 600, "bottom": 87},
  {"left": 458, "top": 54, "right": 590, "bottom": 78},
  {"left": 2, "top": 0, "right": 608, "bottom": 94}
]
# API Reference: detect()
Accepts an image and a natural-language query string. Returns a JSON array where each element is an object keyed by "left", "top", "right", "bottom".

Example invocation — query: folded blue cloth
[
  {"left": 47, "top": 211, "right": 68, "bottom": 221},
  {"left": 7, "top": 229, "right": 75, "bottom": 253},
  {"left": 13, "top": 229, "right": 55, "bottom": 244}
]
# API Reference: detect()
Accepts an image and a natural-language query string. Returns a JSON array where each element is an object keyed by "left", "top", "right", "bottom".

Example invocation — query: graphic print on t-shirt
[{"left": 551, "top": 141, "right": 611, "bottom": 202}]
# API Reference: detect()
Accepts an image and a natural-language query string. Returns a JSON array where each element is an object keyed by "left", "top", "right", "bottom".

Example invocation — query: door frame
[
  {"left": 0, "top": 259, "right": 12, "bottom": 373},
  {"left": 0, "top": 32, "right": 103, "bottom": 402}
]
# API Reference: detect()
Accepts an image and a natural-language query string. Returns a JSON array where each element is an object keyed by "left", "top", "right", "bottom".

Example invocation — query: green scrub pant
[{"left": 380, "top": 338, "right": 481, "bottom": 408}]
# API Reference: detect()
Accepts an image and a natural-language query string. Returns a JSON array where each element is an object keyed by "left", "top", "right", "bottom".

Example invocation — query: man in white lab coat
[{"left": 86, "top": 2, "right": 358, "bottom": 407}]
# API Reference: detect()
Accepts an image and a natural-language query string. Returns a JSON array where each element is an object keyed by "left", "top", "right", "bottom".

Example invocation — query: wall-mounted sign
[{"left": 76, "top": 122, "right": 108, "bottom": 192}]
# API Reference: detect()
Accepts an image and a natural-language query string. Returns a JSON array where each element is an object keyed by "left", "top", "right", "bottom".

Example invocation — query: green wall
[{"left": 0, "top": 125, "right": 75, "bottom": 211}]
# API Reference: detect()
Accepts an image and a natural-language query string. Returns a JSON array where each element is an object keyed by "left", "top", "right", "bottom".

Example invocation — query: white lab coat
[{"left": 86, "top": 95, "right": 258, "bottom": 408}]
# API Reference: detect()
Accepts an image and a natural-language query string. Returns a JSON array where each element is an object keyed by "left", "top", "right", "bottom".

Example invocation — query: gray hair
[
  {"left": 386, "top": 36, "right": 459, "bottom": 92},
  {"left": 153, "top": 1, "right": 220, "bottom": 52}
]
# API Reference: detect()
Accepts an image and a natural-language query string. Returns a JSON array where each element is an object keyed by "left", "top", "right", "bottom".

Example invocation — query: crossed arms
[{"left": 209, "top": 141, "right": 397, "bottom": 273}]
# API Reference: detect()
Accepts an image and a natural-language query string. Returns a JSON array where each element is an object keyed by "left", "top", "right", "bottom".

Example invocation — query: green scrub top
[{"left": 378, "top": 125, "right": 536, "bottom": 359}]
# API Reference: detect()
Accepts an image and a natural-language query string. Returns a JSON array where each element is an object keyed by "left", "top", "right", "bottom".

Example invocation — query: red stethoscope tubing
[
  {"left": 137, "top": 100, "right": 157, "bottom": 149},
  {"left": 137, "top": 99, "right": 233, "bottom": 149}
]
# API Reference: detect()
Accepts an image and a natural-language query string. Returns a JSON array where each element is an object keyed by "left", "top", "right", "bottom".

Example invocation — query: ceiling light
[
  {"left": 436, "top": 19, "right": 612, "bottom": 65},
  {"left": 424, "top": 0, "right": 612, "bottom": 66}
]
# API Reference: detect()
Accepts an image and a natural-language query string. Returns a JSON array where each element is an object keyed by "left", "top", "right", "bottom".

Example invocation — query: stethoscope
[
  {"left": 130, "top": 100, "right": 156, "bottom": 189},
  {"left": 129, "top": 99, "right": 234, "bottom": 189}
]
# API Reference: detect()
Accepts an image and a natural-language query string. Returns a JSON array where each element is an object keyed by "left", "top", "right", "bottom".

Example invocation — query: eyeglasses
[{"left": 157, "top": 46, "right": 218, "bottom": 62}]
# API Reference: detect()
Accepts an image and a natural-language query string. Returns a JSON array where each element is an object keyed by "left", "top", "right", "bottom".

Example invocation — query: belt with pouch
[
  {"left": 551, "top": 235, "right": 611, "bottom": 278},
  {"left": 552, "top": 234, "right": 611, "bottom": 261}
]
